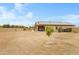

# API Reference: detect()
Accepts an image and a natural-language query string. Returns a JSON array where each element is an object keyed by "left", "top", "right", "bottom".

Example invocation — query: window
[{"left": 38, "top": 26, "right": 45, "bottom": 31}]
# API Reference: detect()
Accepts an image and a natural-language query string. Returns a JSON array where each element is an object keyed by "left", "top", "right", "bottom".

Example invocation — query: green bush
[
  {"left": 3, "top": 24, "right": 10, "bottom": 28},
  {"left": 46, "top": 27, "right": 54, "bottom": 37}
]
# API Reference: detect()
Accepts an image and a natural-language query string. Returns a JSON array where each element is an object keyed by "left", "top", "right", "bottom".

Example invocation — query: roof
[{"left": 35, "top": 21, "right": 75, "bottom": 26}]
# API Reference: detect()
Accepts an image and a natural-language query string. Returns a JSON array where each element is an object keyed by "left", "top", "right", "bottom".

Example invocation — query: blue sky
[{"left": 0, "top": 3, "right": 79, "bottom": 26}]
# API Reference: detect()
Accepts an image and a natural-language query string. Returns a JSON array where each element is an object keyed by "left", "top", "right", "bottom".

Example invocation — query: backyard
[{"left": 0, "top": 31, "right": 79, "bottom": 55}]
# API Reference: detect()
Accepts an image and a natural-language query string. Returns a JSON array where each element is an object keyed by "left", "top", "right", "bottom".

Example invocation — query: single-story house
[{"left": 34, "top": 21, "right": 75, "bottom": 32}]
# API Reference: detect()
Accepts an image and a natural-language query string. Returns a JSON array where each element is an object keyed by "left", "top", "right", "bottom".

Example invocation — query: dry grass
[
  {"left": 0, "top": 30, "right": 79, "bottom": 55},
  {"left": 73, "top": 28, "right": 79, "bottom": 33}
]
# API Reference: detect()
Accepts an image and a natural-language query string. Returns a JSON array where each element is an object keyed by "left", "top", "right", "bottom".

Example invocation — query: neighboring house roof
[{"left": 35, "top": 21, "right": 75, "bottom": 26}]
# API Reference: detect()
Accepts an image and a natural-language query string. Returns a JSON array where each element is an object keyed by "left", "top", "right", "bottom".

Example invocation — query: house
[{"left": 34, "top": 21, "right": 75, "bottom": 32}]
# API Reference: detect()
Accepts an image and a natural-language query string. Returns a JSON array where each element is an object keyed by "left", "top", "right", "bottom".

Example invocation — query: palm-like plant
[
  {"left": 46, "top": 27, "right": 54, "bottom": 37},
  {"left": 45, "top": 27, "right": 54, "bottom": 46}
]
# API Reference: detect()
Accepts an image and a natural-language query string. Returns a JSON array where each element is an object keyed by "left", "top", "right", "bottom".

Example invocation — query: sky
[{"left": 0, "top": 3, "right": 79, "bottom": 26}]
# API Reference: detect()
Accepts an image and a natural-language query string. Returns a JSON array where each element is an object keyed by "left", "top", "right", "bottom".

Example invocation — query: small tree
[
  {"left": 46, "top": 27, "right": 54, "bottom": 37},
  {"left": 45, "top": 27, "right": 54, "bottom": 45}
]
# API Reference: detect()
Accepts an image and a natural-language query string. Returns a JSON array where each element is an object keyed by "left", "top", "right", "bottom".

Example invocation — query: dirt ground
[{"left": 0, "top": 31, "right": 79, "bottom": 55}]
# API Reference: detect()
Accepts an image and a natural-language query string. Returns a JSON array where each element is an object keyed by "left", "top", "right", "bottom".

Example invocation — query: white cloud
[
  {"left": 26, "top": 12, "right": 33, "bottom": 18},
  {"left": 0, "top": 7, "right": 6, "bottom": 16},
  {"left": 0, "top": 3, "right": 33, "bottom": 19},
  {"left": 61, "top": 14, "right": 79, "bottom": 20},
  {"left": 42, "top": 14, "right": 79, "bottom": 21},
  {"left": 39, "top": 14, "right": 79, "bottom": 26},
  {"left": 0, "top": 4, "right": 34, "bottom": 26},
  {"left": 61, "top": 14, "right": 79, "bottom": 26},
  {"left": 0, "top": 6, "right": 16, "bottom": 20},
  {"left": 0, "top": 3, "right": 79, "bottom": 26},
  {"left": 14, "top": 3, "right": 24, "bottom": 12}
]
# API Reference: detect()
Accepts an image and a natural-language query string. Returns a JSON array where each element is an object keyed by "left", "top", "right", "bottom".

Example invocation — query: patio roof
[{"left": 35, "top": 21, "right": 75, "bottom": 26}]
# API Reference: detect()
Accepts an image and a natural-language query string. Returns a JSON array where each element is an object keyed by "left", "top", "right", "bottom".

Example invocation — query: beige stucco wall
[
  {"left": 44, "top": 25, "right": 75, "bottom": 32},
  {"left": 35, "top": 25, "right": 75, "bottom": 32},
  {"left": 34, "top": 25, "right": 38, "bottom": 31},
  {"left": 45, "top": 26, "right": 56, "bottom": 32}
]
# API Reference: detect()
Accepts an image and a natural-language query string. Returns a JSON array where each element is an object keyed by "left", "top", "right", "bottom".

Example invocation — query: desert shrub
[
  {"left": 23, "top": 28, "right": 26, "bottom": 31},
  {"left": 73, "top": 30, "right": 79, "bottom": 33},
  {"left": 73, "top": 31, "right": 78, "bottom": 33},
  {"left": 46, "top": 27, "right": 54, "bottom": 37}
]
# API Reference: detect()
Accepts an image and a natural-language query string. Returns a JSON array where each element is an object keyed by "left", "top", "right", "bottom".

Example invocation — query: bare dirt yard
[{"left": 0, "top": 31, "right": 79, "bottom": 55}]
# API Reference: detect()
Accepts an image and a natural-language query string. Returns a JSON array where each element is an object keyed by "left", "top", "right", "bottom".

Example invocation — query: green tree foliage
[
  {"left": 3, "top": 24, "right": 10, "bottom": 28},
  {"left": 46, "top": 27, "right": 54, "bottom": 37}
]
